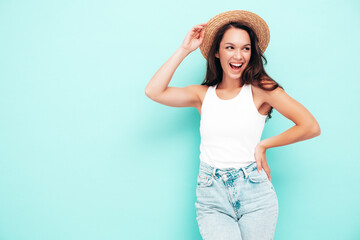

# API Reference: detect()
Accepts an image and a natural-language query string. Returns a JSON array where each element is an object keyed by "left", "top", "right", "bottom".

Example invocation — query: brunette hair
[{"left": 201, "top": 21, "right": 284, "bottom": 121}]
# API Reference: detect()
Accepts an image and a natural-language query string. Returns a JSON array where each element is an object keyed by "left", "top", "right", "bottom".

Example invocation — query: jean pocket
[
  {"left": 197, "top": 170, "right": 213, "bottom": 187},
  {"left": 248, "top": 169, "right": 268, "bottom": 183}
]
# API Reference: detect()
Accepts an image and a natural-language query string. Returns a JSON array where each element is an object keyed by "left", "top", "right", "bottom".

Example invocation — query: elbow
[
  {"left": 299, "top": 122, "right": 321, "bottom": 138},
  {"left": 145, "top": 88, "right": 153, "bottom": 99},
  {"left": 145, "top": 87, "right": 165, "bottom": 101},
  {"left": 310, "top": 122, "right": 321, "bottom": 137}
]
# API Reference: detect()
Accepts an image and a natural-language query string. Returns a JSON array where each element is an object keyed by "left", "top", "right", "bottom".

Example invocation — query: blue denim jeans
[{"left": 195, "top": 161, "right": 279, "bottom": 240}]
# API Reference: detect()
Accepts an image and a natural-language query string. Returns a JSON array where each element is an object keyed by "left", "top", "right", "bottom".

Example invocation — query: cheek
[
  {"left": 220, "top": 61, "right": 228, "bottom": 70},
  {"left": 219, "top": 53, "right": 231, "bottom": 64},
  {"left": 221, "top": 59, "right": 230, "bottom": 69},
  {"left": 246, "top": 53, "right": 251, "bottom": 61}
]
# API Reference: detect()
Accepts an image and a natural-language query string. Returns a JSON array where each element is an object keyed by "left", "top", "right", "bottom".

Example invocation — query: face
[{"left": 215, "top": 27, "right": 251, "bottom": 81}]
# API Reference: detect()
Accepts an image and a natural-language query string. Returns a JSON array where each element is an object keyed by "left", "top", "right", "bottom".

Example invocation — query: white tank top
[{"left": 199, "top": 83, "right": 267, "bottom": 170}]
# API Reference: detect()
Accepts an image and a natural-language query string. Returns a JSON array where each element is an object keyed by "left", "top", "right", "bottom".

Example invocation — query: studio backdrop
[{"left": 0, "top": 0, "right": 359, "bottom": 239}]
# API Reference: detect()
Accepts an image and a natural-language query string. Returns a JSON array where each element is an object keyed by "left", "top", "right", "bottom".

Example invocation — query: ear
[{"left": 215, "top": 51, "right": 219, "bottom": 58}]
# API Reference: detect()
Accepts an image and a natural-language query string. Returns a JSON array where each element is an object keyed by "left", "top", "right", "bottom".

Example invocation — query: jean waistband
[{"left": 199, "top": 160, "right": 258, "bottom": 179}]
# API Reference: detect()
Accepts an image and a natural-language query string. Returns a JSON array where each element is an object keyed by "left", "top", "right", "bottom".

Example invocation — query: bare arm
[
  {"left": 254, "top": 86, "right": 321, "bottom": 179},
  {"left": 260, "top": 87, "right": 321, "bottom": 150},
  {"left": 145, "top": 47, "right": 190, "bottom": 97},
  {"left": 145, "top": 23, "right": 207, "bottom": 108}
]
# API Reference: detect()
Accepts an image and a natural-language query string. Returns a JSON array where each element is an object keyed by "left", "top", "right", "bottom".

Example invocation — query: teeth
[{"left": 230, "top": 63, "right": 242, "bottom": 67}]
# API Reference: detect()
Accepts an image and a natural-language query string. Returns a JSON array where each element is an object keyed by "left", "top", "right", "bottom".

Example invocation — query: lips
[{"left": 229, "top": 63, "right": 243, "bottom": 71}]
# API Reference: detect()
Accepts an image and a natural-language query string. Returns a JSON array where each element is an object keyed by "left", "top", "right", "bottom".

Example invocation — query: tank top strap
[
  {"left": 242, "top": 83, "right": 251, "bottom": 99},
  {"left": 204, "top": 84, "right": 217, "bottom": 102}
]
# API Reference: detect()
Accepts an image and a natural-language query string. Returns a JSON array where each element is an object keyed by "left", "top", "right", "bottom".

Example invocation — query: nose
[{"left": 234, "top": 49, "right": 243, "bottom": 60}]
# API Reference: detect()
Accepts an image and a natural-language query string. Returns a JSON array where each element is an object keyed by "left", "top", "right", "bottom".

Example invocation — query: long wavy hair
[{"left": 201, "top": 22, "right": 284, "bottom": 121}]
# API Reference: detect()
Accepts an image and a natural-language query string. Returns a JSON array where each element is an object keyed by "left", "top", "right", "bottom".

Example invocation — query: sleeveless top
[{"left": 199, "top": 83, "right": 267, "bottom": 170}]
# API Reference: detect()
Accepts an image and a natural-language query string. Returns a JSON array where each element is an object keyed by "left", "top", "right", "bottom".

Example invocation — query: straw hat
[{"left": 199, "top": 10, "right": 270, "bottom": 59}]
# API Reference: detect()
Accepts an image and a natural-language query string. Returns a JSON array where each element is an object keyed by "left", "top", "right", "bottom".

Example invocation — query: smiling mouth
[{"left": 229, "top": 63, "right": 243, "bottom": 70}]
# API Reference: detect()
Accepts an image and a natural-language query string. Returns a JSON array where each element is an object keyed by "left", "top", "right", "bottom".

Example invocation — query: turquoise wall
[{"left": 0, "top": 0, "right": 359, "bottom": 239}]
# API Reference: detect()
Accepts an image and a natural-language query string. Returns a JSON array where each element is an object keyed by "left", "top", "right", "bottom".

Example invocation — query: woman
[{"left": 145, "top": 10, "right": 320, "bottom": 240}]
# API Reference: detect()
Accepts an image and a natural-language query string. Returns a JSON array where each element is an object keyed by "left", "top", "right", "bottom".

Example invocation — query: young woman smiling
[{"left": 145, "top": 10, "right": 320, "bottom": 240}]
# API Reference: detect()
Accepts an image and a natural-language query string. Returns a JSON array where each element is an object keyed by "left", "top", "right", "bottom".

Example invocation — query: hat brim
[{"left": 200, "top": 10, "right": 270, "bottom": 59}]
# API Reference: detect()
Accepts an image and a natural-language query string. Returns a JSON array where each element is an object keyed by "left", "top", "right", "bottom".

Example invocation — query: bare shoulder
[
  {"left": 250, "top": 84, "right": 273, "bottom": 111},
  {"left": 251, "top": 81, "right": 284, "bottom": 104},
  {"left": 254, "top": 82, "right": 319, "bottom": 129},
  {"left": 187, "top": 84, "right": 209, "bottom": 114},
  {"left": 251, "top": 84, "right": 269, "bottom": 96},
  {"left": 257, "top": 84, "right": 286, "bottom": 103},
  {"left": 187, "top": 84, "right": 209, "bottom": 103}
]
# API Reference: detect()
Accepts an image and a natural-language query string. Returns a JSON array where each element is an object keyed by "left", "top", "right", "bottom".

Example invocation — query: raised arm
[{"left": 145, "top": 23, "right": 207, "bottom": 108}]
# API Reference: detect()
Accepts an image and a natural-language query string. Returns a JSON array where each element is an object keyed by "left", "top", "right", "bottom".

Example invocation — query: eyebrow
[{"left": 225, "top": 43, "right": 251, "bottom": 46}]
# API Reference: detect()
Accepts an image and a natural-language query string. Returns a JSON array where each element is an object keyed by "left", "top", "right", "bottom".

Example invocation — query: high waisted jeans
[{"left": 195, "top": 161, "right": 279, "bottom": 240}]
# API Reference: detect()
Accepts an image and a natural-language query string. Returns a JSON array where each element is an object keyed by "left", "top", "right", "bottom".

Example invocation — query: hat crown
[{"left": 200, "top": 10, "right": 270, "bottom": 59}]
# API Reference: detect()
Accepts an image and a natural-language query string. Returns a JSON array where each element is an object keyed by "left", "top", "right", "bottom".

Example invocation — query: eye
[{"left": 226, "top": 46, "right": 250, "bottom": 50}]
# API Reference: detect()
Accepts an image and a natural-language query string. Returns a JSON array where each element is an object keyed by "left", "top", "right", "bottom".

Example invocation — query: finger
[
  {"left": 254, "top": 153, "right": 262, "bottom": 173},
  {"left": 257, "top": 161, "right": 262, "bottom": 173},
  {"left": 263, "top": 165, "right": 271, "bottom": 181},
  {"left": 191, "top": 23, "right": 206, "bottom": 32},
  {"left": 192, "top": 26, "right": 203, "bottom": 33},
  {"left": 200, "top": 28, "right": 205, "bottom": 38},
  {"left": 196, "top": 24, "right": 206, "bottom": 30},
  {"left": 265, "top": 169, "right": 271, "bottom": 181}
]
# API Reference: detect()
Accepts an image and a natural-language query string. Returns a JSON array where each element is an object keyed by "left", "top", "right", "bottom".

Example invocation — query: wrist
[
  {"left": 178, "top": 46, "right": 192, "bottom": 55},
  {"left": 258, "top": 140, "right": 268, "bottom": 151}
]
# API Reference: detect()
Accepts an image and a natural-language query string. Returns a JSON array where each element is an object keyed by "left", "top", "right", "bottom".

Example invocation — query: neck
[{"left": 218, "top": 78, "right": 243, "bottom": 89}]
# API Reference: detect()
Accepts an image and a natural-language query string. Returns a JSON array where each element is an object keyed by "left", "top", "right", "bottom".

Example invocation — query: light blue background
[{"left": 0, "top": 0, "right": 359, "bottom": 239}]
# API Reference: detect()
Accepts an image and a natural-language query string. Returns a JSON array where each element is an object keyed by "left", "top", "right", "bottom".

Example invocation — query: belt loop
[{"left": 241, "top": 167, "right": 249, "bottom": 179}]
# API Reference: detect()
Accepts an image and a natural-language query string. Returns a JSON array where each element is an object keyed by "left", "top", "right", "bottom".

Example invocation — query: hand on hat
[
  {"left": 180, "top": 23, "right": 207, "bottom": 54},
  {"left": 254, "top": 142, "right": 271, "bottom": 181}
]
